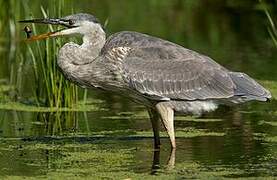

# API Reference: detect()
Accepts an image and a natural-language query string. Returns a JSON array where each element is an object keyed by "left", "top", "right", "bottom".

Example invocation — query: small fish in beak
[
  {"left": 19, "top": 18, "right": 75, "bottom": 42},
  {"left": 24, "top": 26, "right": 32, "bottom": 38},
  {"left": 24, "top": 31, "right": 58, "bottom": 42}
]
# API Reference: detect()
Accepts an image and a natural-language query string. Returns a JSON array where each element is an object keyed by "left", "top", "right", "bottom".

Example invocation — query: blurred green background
[{"left": 1, "top": 0, "right": 277, "bottom": 102}]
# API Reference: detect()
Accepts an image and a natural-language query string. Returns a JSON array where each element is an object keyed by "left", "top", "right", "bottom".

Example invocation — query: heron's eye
[{"left": 68, "top": 19, "right": 74, "bottom": 25}]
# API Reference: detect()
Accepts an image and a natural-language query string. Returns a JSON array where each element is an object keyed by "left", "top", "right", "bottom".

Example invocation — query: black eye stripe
[
  {"left": 59, "top": 19, "right": 73, "bottom": 23},
  {"left": 57, "top": 19, "right": 76, "bottom": 27},
  {"left": 68, "top": 19, "right": 74, "bottom": 25}
]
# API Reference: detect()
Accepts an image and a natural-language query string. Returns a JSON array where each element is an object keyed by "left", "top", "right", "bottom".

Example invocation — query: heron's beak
[{"left": 19, "top": 18, "right": 77, "bottom": 41}]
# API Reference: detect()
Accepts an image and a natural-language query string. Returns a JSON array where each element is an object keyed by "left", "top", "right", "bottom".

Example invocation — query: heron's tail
[{"left": 229, "top": 72, "right": 271, "bottom": 103}]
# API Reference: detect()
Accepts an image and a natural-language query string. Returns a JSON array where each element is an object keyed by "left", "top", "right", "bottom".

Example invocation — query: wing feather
[
  {"left": 102, "top": 31, "right": 236, "bottom": 101},
  {"left": 123, "top": 56, "right": 235, "bottom": 101}
]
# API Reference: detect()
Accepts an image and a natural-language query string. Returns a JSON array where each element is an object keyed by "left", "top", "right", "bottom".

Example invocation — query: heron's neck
[
  {"left": 59, "top": 27, "right": 106, "bottom": 66},
  {"left": 80, "top": 29, "right": 106, "bottom": 60},
  {"left": 57, "top": 28, "right": 107, "bottom": 88}
]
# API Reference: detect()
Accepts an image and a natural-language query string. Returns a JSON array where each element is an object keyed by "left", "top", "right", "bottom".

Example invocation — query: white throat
[
  {"left": 58, "top": 21, "right": 106, "bottom": 66},
  {"left": 80, "top": 22, "right": 106, "bottom": 51}
]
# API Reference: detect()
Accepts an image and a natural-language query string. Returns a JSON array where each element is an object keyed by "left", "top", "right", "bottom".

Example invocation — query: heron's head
[{"left": 19, "top": 13, "right": 104, "bottom": 41}]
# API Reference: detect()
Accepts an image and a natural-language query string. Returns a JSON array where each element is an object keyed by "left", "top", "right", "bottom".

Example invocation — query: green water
[{"left": 0, "top": 0, "right": 277, "bottom": 179}]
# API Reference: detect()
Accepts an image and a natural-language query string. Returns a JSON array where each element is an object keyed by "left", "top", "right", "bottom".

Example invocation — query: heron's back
[{"left": 100, "top": 31, "right": 271, "bottom": 113}]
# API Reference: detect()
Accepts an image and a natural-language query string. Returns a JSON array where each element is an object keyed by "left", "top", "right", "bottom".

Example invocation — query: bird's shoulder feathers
[{"left": 101, "top": 31, "right": 236, "bottom": 101}]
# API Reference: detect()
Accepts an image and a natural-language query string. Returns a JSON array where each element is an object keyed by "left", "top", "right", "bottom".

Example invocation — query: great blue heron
[{"left": 20, "top": 13, "right": 271, "bottom": 149}]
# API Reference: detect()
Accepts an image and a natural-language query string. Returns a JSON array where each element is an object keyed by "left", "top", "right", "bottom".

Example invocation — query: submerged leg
[
  {"left": 148, "top": 108, "right": 161, "bottom": 149},
  {"left": 155, "top": 102, "right": 176, "bottom": 149}
]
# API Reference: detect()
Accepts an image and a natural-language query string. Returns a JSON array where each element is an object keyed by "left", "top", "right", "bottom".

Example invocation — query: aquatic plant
[
  {"left": 260, "top": 0, "right": 277, "bottom": 47},
  {"left": 0, "top": 0, "right": 88, "bottom": 108},
  {"left": 0, "top": 0, "right": 23, "bottom": 100},
  {"left": 25, "top": 2, "right": 81, "bottom": 108}
]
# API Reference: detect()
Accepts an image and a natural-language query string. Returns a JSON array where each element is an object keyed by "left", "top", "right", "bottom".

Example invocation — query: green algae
[
  {"left": 264, "top": 136, "right": 277, "bottom": 143},
  {"left": 0, "top": 142, "right": 243, "bottom": 179},
  {"left": 173, "top": 163, "right": 246, "bottom": 179},
  {"left": 1, "top": 137, "right": 276, "bottom": 179},
  {"left": 254, "top": 133, "right": 277, "bottom": 143},
  {"left": 3, "top": 127, "right": 224, "bottom": 140},
  {"left": 0, "top": 142, "right": 141, "bottom": 179},
  {"left": 131, "top": 127, "right": 225, "bottom": 138},
  {"left": 0, "top": 84, "right": 14, "bottom": 93},
  {"left": 0, "top": 144, "right": 264, "bottom": 180},
  {"left": 175, "top": 116, "right": 223, "bottom": 122},
  {"left": 102, "top": 113, "right": 223, "bottom": 123},
  {"left": 260, "top": 80, "right": 277, "bottom": 99},
  {"left": 75, "top": 127, "right": 225, "bottom": 138},
  {"left": 0, "top": 101, "right": 105, "bottom": 112},
  {"left": 101, "top": 115, "right": 145, "bottom": 120},
  {"left": 0, "top": 84, "right": 13, "bottom": 101},
  {"left": 101, "top": 111, "right": 148, "bottom": 120},
  {"left": 259, "top": 120, "right": 277, "bottom": 127}
]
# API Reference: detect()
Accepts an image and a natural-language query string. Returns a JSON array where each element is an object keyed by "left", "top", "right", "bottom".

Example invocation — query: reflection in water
[
  {"left": 39, "top": 112, "right": 78, "bottom": 136},
  {"left": 151, "top": 150, "right": 160, "bottom": 175},
  {"left": 151, "top": 148, "right": 175, "bottom": 174}
]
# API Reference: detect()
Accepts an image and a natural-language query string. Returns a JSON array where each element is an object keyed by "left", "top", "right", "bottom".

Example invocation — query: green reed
[
  {"left": 0, "top": 0, "right": 88, "bottom": 134},
  {"left": 0, "top": 0, "right": 87, "bottom": 108},
  {"left": 260, "top": 0, "right": 277, "bottom": 47},
  {"left": 29, "top": 3, "right": 81, "bottom": 108},
  {"left": 0, "top": 0, "right": 20, "bottom": 97}
]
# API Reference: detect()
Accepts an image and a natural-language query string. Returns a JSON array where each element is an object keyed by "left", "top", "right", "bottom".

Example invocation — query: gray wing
[{"left": 102, "top": 31, "right": 236, "bottom": 101}]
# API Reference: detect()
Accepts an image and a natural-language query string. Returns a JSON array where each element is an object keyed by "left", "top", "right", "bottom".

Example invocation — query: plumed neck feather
[
  {"left": 80, "top": 23, "right": 106, "bottom": 58},
  {"left": 57, "top": 23, "right": 107, "bottom": 88}
]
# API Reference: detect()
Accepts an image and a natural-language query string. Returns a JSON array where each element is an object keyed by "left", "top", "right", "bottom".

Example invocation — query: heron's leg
[
  {"left": 148, "top": 108, "right": 161, "bottom": 149},
  {"left": 155, "top": 103, "right": 176, "bottom": 149},
  {"left": 166, "top": 148, "right": 176, "bottom": 170}
]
